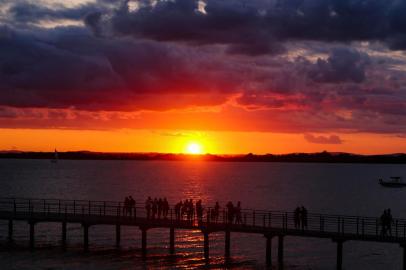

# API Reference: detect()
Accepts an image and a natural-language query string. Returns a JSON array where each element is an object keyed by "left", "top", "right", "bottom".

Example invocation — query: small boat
[{"left": 379, "top": 177, "right": 406, "bottom": 187}]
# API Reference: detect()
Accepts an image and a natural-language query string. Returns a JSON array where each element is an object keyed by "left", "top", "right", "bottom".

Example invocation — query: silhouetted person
[
  {"left": 187, "top": 199, "right": 195, "bottom": 222},
  {"left": 226, "top": 201, "right": 234, "bottom": 224},
  {"left": 145, "top": 197, "right": 152, "bottom": 219},
  {"left": 387, "top": 209, "right": 393, "bottom": 236},
  {"left": 158, "top": 198, "right": 163, "bottom": 219},
  {"left": 163, "top": 197, "right": 169, "bottom": 219},
  {"left": 124, "top": 197, "right": 130, "bottom": 216},
  {"left": 294, "top": 207, "right": 301, "bottom": 229},
  {"left": 152, "top": 198, "right": 158, "bottom": 219},
  {"left": 235, "top": 201, "right": 242, "bottom": 224},
  {"left": 380, "top": 210, "right": 388, "bottom": 236},
  {"left": 196, "top": 200, "right": 203, "bottom": 223},
  {"left": 129, "top": 196, "right": 135, "bottom": 217},
  {"left": 175, "top": 201, "right": 182, "bottom": 220}
]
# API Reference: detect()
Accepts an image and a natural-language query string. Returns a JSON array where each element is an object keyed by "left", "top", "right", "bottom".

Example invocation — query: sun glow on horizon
[{"left": 186, "top": 142, "right": 203, "bottom": 154}]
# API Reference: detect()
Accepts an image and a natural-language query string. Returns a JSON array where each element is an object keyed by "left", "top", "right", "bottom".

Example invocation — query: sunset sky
[{"left": 1, "top": 0, "right": 406, "bottom": 154}]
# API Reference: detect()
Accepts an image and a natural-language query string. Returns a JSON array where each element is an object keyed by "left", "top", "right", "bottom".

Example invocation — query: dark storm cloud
[
  {"left": 0, "top": 26, "right": 238, "bottom": 111},
  {"left": 307, "top": 48, "right": 370, "bottom": 83},
  {"left": 304, "top": 134, "right": 343, "bottom": 144},
  {"left": 87, "top": 0, "right": 406, "bottom": 54}
]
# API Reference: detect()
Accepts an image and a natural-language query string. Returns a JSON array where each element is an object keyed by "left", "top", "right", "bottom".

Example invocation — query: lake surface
[{"left": 0, "top": 159, "right": 405, "bottom": 269}]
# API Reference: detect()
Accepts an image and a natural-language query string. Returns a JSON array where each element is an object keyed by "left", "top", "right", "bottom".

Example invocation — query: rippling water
[{"left": 0, "top": 159, "right": 405, "bottom": 269}]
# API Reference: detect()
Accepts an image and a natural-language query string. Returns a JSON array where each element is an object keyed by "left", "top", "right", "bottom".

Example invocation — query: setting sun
[{"left": 186, "top": 142, "right": 203, "bottom": 154}]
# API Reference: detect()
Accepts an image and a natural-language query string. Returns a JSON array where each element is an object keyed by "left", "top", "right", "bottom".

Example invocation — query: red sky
[{"left": 1, "top": 0, "right": 406, "bottom": 154}]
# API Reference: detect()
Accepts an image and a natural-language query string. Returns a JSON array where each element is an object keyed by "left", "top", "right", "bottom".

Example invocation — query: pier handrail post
[
  {"left": 43, "top": 199, "right": 46, "bottom": 214},
  {"left": 58, "top": 200, "right": 61, "bottom": 215},
  {"left": 337, "top": 217, "right": 340, "bottom": 234},
  {"left": 285, "top": 212, "right": 288, "bottom": 231},
  {"left": 362, "top": 218, "right": 365, "bottom": 237},
  {"left": 253, "top": 210, "right": 256, "bottom": 227},
  {"left": 320, "top": 215, "right": 323, "bottom": 232},
  {"left": 376, "top": 218, "right": 379, "bottom": 236},
  {"left": 13, "top": 199, "right": 16, "bottom": 216},
  {"left": 134, "top": 204, "right": 136, "bottom": 219},
  {"left": 103, "top": 202, "right": 106, "bottom": 216},
  {"left": 263, "top": 214, "right": 265, "bottom": 228},
  {"left": 88, "top": 201, "right": 91, "bottom": 216},
  {"left": 356, "top": 217, "right": 359, "bottom": 235},
  {"left": 268, "top": 212, "right": 271, "bottom": 227},
  {"left": 73, "top": 200, "right": 76, "bottom": 216},
  {"left": 342, "top": 217, "right": 344, "bottom": 234},
  {"left": 396, "top": 220, "right": 399, "bottom": 238},
  {"left": 28, "top": 199, "right": 32, "bottom": 216}
]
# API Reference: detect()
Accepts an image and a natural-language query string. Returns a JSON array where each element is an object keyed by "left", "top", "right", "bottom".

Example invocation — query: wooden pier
[{"left": 0, "top": 198, "right": 405, "bottom": 269}]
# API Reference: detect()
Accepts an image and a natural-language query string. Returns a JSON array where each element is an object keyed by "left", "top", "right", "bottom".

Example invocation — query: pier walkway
[{"left": 0, "top": 198, "right": 405, "bottom": 269}]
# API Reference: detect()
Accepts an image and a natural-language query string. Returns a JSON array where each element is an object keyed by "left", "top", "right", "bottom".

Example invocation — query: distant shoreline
[{"left": 1, "top": 151, "right": 406, "bottom": 164}]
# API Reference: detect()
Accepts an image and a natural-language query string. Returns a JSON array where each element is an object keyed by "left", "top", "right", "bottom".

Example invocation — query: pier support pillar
[
  {"left": 83, "top": 224, "right": 89, "bottom": 252},
  {"left": 8, "top": 220, "right": 13, "bottom": 242},
  {"left": 402, "top": 244, "right": 406, "bottom": 270},
  {"left": 278, "top": 235, "right": 284, "bottom": 269},
  {"left": 115, "top": 224, "right": 121, "bottom": 247},
  {"left": 62, "top": 222, "right": 67, "bottom": 250},
  {"left": 203, "top": 232, "right": 209, "bottom": 261},
  {"left": 335, "top": 239, "right": 344, "bottom": 270},
  {"left": 265, "top": 235, "right": 273, "bottom": 267},
  {"left": 169, "top": 227, "right": 175, "bottom": 254},
  {"left": 225, "top": 230, "right": 231, "bottom": 258},
  {"left": 141, "top": 228, "right": 147, "bottom": 259},
  {"left": 29, "top": 222, "right": 35, "bottom": 250}
]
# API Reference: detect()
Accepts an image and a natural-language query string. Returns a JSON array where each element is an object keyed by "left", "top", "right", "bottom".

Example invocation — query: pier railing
[{"left": 0, "top": 197, "right": 404, "bottom": 240}]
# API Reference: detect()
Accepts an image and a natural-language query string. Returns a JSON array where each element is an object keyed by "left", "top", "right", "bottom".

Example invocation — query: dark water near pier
[{"left": 0, "top": 159, "right": 405, "bottom": 269}]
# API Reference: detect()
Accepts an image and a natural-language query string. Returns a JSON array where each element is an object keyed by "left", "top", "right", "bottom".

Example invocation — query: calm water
[{"left": 0, "top": 159, "right": 405, "bottom": 269}]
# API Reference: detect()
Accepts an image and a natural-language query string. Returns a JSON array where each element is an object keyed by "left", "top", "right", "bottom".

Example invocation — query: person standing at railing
[
  {"left": 226, "top": 201, "right": 234, "bottom": 224},
  {"left": 145, "top": 197, "right": 152, "bottom": 219},
  {"left": 129, "top": 196, "right": 135, "bottom": 217},
  {"left": 124, "top": 197, "right": 130, "bottom": 216},
  {"left": 158, "top": 198, "right": 163, "bottom": 219},
  {"left": 152, "top": 198, "right": 158, "bottom": 219},
  {"left": 175, "top": 201, "right": 182, "bottom": 220},
  {"left": 387, "top": 209, "right": 393, "bottom": 236},
  {"left": 381, "top": 209, "right": 394, "bottom": 236},
  {"left": 163, "top": 198, "right": 169, "bottom": 219},
  {"left": 294, "top": 206, "right": 301, "bottom": 229},
  {"left": 196, "top": 200, "right": 203, "bottom": 223},
  {"left": 235, "top": 201, "right": 242, "bottom": 224}
]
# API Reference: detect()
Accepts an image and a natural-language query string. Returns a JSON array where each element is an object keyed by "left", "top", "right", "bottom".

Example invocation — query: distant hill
[{"left": 0, "top": 151, "right": 406, "bottom": 163}]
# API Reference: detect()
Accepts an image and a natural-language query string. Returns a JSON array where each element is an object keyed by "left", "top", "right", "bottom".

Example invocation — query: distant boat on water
[
  {"left": 379, "top": 176, "right": 406, "bottom": 187},
  {"left": 51, "top": 149, "right": 58, "bottom": 163}
]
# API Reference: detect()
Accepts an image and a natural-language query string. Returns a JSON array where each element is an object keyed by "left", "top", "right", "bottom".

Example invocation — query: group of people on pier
[
  {"left": 380, "top": 208, "right": 394, "bottom": 236},
  {"left": 294, "top": 206, "right": 308, "bottom": 230},
  {"left": 123, "top": 196, "right": 136, "bottom": 217},
  {"left": 145, "top": 197, "right": 170, "bottom": 219},
  {"left": 174, "top": 199, "right": 204, "bottom": 221},
  {"left": 143, "top": 198, "right": 243, "bottom": 224}
]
